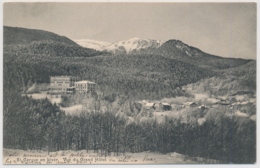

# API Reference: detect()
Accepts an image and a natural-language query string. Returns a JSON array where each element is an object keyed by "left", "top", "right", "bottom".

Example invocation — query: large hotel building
[{"left": 49, "top": 76, "right": 96, "bottom": 94}]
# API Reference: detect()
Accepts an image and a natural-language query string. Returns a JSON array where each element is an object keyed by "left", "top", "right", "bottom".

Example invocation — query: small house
[
  {"left": 183, "top": 102, "right": 197, "bottom": 108},
  {"left": 159, "top": 103, "right": 172, "bottom": 111},
  {"left": 235, "top": 110, "right": 249, "bottom": 117},
  {"left": 145, "top": 103, "right": 156, "bottom": 110}
]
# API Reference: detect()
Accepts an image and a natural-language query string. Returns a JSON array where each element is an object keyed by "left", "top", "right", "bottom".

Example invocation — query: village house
[
  {"left": 145, "top": 103, "right": 156, "bottom": 110},
  {"left": 159, "top": 103, "right": 172, "bottom": 111},
  {"left": 183, "top": 102, "right": 197, "bottom": 108}
]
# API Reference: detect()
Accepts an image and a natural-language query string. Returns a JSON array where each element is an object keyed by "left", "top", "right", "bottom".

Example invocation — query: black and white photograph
[{"left": 2, "top": 1, "right": 257, "bottom": 164}]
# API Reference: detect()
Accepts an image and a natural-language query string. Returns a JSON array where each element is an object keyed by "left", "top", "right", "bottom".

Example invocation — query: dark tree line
[{"left": 3, "top": 93, "right": 256, "bottom": 163}]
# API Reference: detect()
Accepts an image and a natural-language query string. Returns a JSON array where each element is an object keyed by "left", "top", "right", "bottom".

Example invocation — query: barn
[{"left": 159, "top": 103, "right": 172, "bottom": 111}]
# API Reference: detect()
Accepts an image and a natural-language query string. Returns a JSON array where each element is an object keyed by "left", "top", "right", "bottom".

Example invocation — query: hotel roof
[{"left": 75, "top": 80, "right": 96, "bottom": 84}]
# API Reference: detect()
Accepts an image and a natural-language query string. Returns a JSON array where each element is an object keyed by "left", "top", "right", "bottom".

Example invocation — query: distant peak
[
  {"left": 166, "top": 39, "right": 184, "bottom": 44},
  {"left": 127, "top": 37, "right": 163, "bottom": 42}
]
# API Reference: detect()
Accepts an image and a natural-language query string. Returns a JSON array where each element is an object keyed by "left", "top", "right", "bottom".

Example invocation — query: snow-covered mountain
[
  {"left": 74, "top": 37, "right": 165, "bottom": 54},
  {"left": 105, "top": 37, "right": 165, "bottom": 54},
  {"left": 73, "top": 39, "right": 110, "bottom": 51}
]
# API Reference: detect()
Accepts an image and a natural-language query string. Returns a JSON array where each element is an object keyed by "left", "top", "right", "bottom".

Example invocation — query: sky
[{"left": 3, "top": 2, "right": 256, "bottom": 59}]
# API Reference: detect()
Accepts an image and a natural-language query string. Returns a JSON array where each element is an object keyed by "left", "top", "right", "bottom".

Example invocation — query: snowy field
[
  {"left": 153, "top": 111, "right": 181, "bottom": 123},
  {"left": 22, "top": 92, "right": 84, "bottom": 115},
  {"left": 60, "top": 104, "right": 84, "bottom": 115},
  {"left": 22, "top": 91, "right": 62, "bottom": 104}
]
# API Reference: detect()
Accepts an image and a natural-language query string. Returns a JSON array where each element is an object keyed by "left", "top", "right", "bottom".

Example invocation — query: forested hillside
[
  {"left": 4, "top": 26, "right": 77, "bottom": 46},
  {"left": 4, "top": 26, "right": 105, "bottom": 58},
  {"left": 4, "top": 41, "right": 104, "bottom": 58},
  {"left": 183, "top": 61, "right": 256, "bottom": 97},
  {"left": 4, "top": 52, "right": 217, "bottom": 99}
]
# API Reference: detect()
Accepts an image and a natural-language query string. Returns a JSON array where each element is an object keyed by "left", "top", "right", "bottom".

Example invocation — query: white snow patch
[
  {"left": 22, "top": 91, "right": 62, "bottom": 104},
  {"left": 250, "top": 115, "right": 256, "bottom": 121},
  {"left": 194, "top": 93, "right": 209, "bottom": 100},
  {"left": 74, "top": 39, "right": 110, "bottom": 51},
  {"left": 106, "top": 37, "right": 165, "bottom": 53},
  {"left": 198, "top": 117, "right": 206, "bottom": 125},
  {"left": 234, "top": 111, "right": 249, "bottom": 117},
  {"left": 60, "top": 104, "right": 84, "bottom": 115},
  {"left": 185, "top": 50, "right": 192, "bottom": 57}
]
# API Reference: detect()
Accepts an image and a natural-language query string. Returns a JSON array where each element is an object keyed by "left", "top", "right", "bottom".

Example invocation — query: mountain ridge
[
  {"left": 4, "top": 26, "right": 78, "bottom": 46},
  {"left": 4, "top": 26, "right": 105, "bottom": 57},
  {"left": 74, "top": 37, "right": 253, "bottom": 63},
  {"left": 74, "top": 37, "right": 165, "bottom": 54}
]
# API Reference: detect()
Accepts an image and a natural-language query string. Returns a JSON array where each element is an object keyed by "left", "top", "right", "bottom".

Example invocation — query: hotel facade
[{"left": 49, "top": 76, "right": 96, "bottom": 94}]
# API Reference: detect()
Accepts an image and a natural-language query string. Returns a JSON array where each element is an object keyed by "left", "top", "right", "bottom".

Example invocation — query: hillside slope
[
  {"left": 4, "top": 26, "right": 78, "bottom": 46},
  {"left": 4, "top": 26, "right": 105, "bottom": 57},
  {"left": 154, "top": 40, "right": 251, "bottom": 69},
  {"left": 183, "top": 61, "right": 256, "bottom": 97},
  {"left": 4, "top": 41, "right": 104, "bottom": 57}
]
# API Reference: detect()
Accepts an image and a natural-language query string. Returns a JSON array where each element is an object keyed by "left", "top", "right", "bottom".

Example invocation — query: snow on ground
[
  {"left": 194, "top": 93, "right": 209, "bottom": 100},
  {"left": 235, "top": 95, "right": 246, "bottom": 101},
  {"left": 197, "top": 117, "right": 206, "bottom": 125},
  {"left": 3, "top": 148, "right": 199, "bottom": 164},
  {"left": 206, "top": 98, "right": 219, "bottom": 104},
  {"left": 26, "top": 83, "right": 37, "bottom": 93},
  {"left": 73, "top": 39, "right": 110, "bottom": 51},
  {"left": 60, "top": 104, "right": 84, "bottom": 115},
  {"left": 22, "top": 91, "right": 62, "bottom": 104},
  {"left": 22, "top": 92, "right": 83, "bottom": 115},
  {"left": 105, "top": 37, "right": 164, "bottom": 54},
  {"left": 234, "top": 111, "right": 249, "bottom": 117},
  {"left": 160, "top": 97, "right": 188, "bottom": 105},
  {"left": 249, "top": 98, "right": 256, "bottom": 103},
  {"left": 153, "top": 111, "right": 182, "bottom": 123},
  {"left": 250, "top": 115, "right": 256, "bottom": 121}
]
